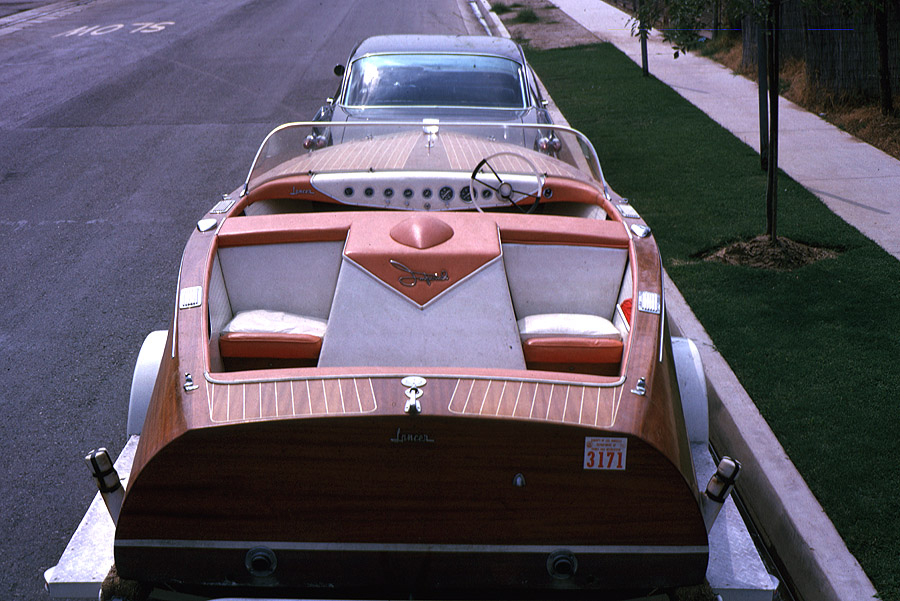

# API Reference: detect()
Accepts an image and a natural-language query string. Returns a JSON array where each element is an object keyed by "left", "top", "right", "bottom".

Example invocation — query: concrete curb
[{"left": 664, "top": 274, "right": 878, "bottom": 601}]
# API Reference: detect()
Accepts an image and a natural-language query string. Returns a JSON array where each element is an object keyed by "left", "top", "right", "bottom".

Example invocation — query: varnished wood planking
[
  {"left": 118, "top": 416, "right": 706, "bottom": 546},
  {"left": 448, "top": 378, "right": 620, "bottom": 428},
  {"left": 206, "top": 377, "right": 378, "bottom": 423},
  {"left": 249, "top": 131, "right": 591, "bottom": 192},
  {"left": 204, "top": 375, "right": 621, "bottom": 428}
]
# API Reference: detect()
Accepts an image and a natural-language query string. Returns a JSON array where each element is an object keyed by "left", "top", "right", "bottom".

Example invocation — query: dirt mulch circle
[
  {"left": 493, "top": 0, "right": 601, "bottom": 49},
  {"left": 703, "top": 235, "right": 839, "bottom": 270}
]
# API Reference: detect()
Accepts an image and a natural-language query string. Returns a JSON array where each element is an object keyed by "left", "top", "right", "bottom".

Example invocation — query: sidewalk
[{"left": 553, "top": 0, "right": 900, "bottom": 261}]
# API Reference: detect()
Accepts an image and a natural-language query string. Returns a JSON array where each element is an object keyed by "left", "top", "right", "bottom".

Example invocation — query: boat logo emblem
[
  {"left": 390, "top": 428, "right": 435, "bottom": 444},
  {"left": 391, "top": 260, "right": 449, "bottom": 288}
]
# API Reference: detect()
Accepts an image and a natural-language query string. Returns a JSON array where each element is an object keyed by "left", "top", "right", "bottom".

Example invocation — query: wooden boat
[{"left": 111, "top": 121, "right": 738, "bottom": 599}]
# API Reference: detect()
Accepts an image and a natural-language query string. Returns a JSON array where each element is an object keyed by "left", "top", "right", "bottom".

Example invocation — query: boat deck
[{"left": 199, "top": 374, "right": 624, "bottom": 427}]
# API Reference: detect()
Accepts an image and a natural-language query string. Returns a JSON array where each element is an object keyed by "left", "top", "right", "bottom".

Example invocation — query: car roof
[{"left": 349, "top": 35, "right": 526, "bottom": 64}]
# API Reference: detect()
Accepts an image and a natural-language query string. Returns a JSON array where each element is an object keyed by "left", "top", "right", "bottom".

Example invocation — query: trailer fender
[
  {"left": 127, "top": 330, "right": 168, "bottom": 436},
  {"left": 672, "top": 336, "right": 708, "bottom": 445}
]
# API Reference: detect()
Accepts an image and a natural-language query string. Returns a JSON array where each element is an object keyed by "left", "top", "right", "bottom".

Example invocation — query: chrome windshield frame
[{"left": 240, "top": 121, "right": 610, "bottom": 201}]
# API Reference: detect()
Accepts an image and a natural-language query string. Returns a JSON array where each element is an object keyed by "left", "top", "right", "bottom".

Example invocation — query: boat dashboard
[{"left": 310, "top": 170, "right": 545, "bottom": 211}]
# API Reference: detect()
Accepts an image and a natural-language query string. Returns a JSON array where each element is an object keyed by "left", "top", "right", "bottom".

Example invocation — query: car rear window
[{"left": 343, "top": 54, "right": 526, "bottom": 109}]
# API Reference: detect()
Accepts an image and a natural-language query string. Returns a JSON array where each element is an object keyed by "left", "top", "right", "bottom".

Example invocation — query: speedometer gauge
[{"left": 439, "top": 186, "right": 454, "bottom": 202}]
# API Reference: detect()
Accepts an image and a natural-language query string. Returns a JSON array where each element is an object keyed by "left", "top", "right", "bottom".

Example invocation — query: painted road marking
[{"left": 53, "top": 22, "right": 174, "bottom": 37}]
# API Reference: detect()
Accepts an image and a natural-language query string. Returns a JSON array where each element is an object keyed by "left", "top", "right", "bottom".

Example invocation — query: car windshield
[{"left": 342, "top": 54, "right": 526, "bottom": 109}]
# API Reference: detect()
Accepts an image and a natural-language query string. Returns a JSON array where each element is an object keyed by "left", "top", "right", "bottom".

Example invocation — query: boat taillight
[
  {"left": 701, "top": 456, "right": 742, "bottom": 531},
  {"left": 85, "top": 448, "right": 124, "bottom": 525}
]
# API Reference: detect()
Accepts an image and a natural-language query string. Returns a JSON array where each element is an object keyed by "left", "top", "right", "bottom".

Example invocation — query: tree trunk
[
  {"left": 874, "top": 0, "right": 894, "bottom": 115},
  {"left": 766, "top": 0, "right": 780, "bottom": 242},
  {"left": 758, "top": 16, "right": 769, "bottom": 171}
]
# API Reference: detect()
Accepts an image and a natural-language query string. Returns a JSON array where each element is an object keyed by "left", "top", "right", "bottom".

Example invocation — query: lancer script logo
[{"left": 390, "top": 428, "right": 435, "bottom": 443}]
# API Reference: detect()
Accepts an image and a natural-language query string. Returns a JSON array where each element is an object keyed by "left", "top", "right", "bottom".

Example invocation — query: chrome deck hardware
[{"left": 401, "top": 376, "right": 426, "bottom": 414}]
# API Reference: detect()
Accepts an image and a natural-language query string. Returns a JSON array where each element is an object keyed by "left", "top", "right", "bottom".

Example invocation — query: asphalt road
[{"left": 0, "top": 1, "right": 485, "bottom": 599}]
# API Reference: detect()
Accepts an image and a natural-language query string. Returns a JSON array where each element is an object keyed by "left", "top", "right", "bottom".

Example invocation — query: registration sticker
[{"left": 583, "top": 437, "right": 627, "bottom": 471}]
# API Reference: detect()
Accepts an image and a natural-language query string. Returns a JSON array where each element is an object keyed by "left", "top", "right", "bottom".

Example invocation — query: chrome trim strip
[
  {"left": 204, "top": 370, "right": 626, "bottom": 390},
  {"left": 341, "top": 103, "right": 530, "bottom": 111},
  {"left": 116, "top": 539, "right": 708, "bottom": 556},
  {"left": 171, "top": 251, "right": 186, "bottom": 359},
  {"left": 658, "top": 249, "right": 666, "bottom": 363}
]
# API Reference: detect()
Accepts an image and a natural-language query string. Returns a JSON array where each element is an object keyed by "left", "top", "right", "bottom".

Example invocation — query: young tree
[
  {"left": 630, "top": 0, "right": 663, "bottom": 76},
  {"left": 743, "top": 0, "right": 783, "bottom": 241},
  {"left": 764, "top": 0, "right": 781, "bottom": 241},
  {"left": 628, "top": 0, "right": 785, "bottom": 240}
]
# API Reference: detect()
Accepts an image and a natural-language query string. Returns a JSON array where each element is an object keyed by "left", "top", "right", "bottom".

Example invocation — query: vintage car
[
  {"left": 307, "top": 35, "right": 558, "bottom": 152},
  {"left": 47, "top": 121, "right": 753, "bottom": 601}
]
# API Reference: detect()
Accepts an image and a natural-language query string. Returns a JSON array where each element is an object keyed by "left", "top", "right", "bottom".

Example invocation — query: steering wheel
[{"left": 469, "top": 151, "right": 545, "bottom": 214}]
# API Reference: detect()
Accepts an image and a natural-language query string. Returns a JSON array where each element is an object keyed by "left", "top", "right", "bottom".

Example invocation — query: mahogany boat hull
[{"left": 116, "top": 411, "right": 707, "bottom": 596}]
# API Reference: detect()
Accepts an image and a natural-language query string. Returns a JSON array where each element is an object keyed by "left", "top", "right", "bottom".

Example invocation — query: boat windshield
[
  {"left": 343, "top": 54, "right": 526, "bottom": 109},
  {"left": 243, "top": 121, "right": 608, "bottom": 198}
]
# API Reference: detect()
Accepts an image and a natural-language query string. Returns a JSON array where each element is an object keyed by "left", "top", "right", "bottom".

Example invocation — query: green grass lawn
[{"left": 526, "top": 43, "right": 900, "bottom": 600}]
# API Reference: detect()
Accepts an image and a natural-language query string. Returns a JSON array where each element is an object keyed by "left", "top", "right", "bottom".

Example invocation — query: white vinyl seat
[
  {"left": 219, "top": 310, "right": 327, "bottom": 361},
  {"left": 517, "top": 313, "right": 624, "bottom": 375}
]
